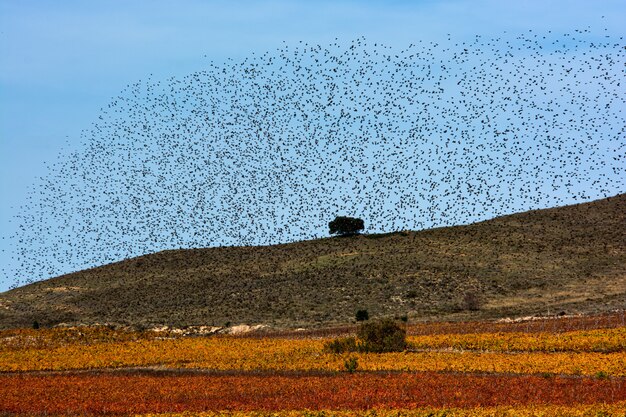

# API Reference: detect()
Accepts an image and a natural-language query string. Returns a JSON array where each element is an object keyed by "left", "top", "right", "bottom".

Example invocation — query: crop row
[
  {"left": 407, "top": 327, "right": 626, "bottom": 352},
  {"left": 3, "top": 326, "right": 626, "bottom": 353},
  {"left": 2, "top": 373, "right": 626, "bottom": 414},
  {"left": 3, "top": 336, "right": 626, "bottom": 376},
  {"left": 135, "top": 403, "right": 626, "bottom": 417},
  {"left": 0, "top": 326, "right": 165, "bottom": 351},
  {"left": 3, "top": 312, "right": 626, "bottom": 350}
]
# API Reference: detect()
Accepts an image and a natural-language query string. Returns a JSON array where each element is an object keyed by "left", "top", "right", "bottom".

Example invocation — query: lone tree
[{"left": 329, "top": 216, "right": 364, "bottom": 236}]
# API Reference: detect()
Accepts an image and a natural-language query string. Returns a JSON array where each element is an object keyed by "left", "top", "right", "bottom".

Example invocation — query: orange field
[
  {"left": 2, "top": 316, "right": 626, "bottom": 416},
  {"left": 3, "top": 328, "right": 626, "bottom": 375},
  {"left": 2, "top": 372, "right": 626, "bottom": 414}
]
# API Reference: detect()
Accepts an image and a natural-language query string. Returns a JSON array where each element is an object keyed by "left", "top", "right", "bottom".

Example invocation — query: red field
[
  {"left": 2, "top": 372, "right": 626, "bottom": 414},
  {"left": 3, "top": 314, "right": 626, "bottom": 416}
]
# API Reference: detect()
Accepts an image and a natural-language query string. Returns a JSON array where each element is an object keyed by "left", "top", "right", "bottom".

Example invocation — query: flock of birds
[{"left": 5, "top": 28, "right": 625, "bottom": 289}]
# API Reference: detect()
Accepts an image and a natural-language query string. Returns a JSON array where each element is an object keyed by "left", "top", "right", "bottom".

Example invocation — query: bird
[{"left": 4, "top": 28, "right": 625, "bottom": 290}]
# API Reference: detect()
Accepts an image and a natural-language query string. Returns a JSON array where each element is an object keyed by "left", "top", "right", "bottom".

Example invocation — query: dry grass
[{"left": 0, "top": 193, "right": 624, "bottom": 330}]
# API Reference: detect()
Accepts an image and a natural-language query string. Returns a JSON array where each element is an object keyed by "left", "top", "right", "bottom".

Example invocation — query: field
[{"left": 2, "top": 313, "right": 626, "bottom": 416}]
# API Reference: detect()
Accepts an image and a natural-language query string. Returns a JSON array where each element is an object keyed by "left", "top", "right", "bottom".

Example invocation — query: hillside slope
[{"left": 1, "top": 194, "right": 624, "bottom": 330}]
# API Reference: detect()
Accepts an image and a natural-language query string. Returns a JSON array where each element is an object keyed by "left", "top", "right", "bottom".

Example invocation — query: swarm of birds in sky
[{"left": 5, "top": 27, "right": 625, "bottom": 289}]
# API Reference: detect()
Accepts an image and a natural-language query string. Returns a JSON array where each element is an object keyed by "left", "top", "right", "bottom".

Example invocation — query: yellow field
[
  {"left": 136, "top": 403, "right": 626, "bottom": 417},
  {"left": 2, "top": 327, "right": 626, "bottom": 376},
  {"left": 3, "top": 325, "right": 626, "bottom": 415},
  {"left": 407, "top": 327, "right": 626, "bottom": 352}
]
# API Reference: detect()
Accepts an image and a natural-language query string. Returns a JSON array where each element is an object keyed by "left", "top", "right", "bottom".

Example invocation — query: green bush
[
  {"left": 595, "top": 371, "right": 609, "bottom": 379},
  {"left": 357, "top": 318, "right": 407, "bottom": 353},
  {"left": 324, "top": 319, "right": 407, "bottom": 354},
  {"left": 358, "top": 319, "right": 406, "bottom": 353},
  {"left": 344, "top": 356, "right": 359, "bottom": 373},
  {"left": 355, "top": 309, "right": 369, "bottom": 321},
  {"left": 323, "top": 336, "right": 359, "bottom": 354}
]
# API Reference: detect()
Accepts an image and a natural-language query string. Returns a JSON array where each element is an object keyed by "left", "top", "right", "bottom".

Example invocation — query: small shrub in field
[
  {"left": 324, "top": 319, "right": 407, "bottom": 354},
  {"left": 32, "top": 321, "right": 40, "bottom": 330},
  {"left": 324, "top": 336, "right": 359, "bottom": 354},
  {"left": 355, "top": 309, "right": 369, "bottom": 321},
  {"left": 344, "top": 356, "right": 359, "bottom": 373},
  {"left": 358, "top": 318, "right": 407, "bottom": 353}
]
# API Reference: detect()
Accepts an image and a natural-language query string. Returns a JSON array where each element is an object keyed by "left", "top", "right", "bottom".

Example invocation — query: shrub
[
  {"left": 344, "top": 356, "right": 359, "bottom": 373},
  {"left": 32, "top": 320, "right": 40, "bottom": 330},
  {"left": 323, "top": 336, "right": 359, "bottom": 354},
  {"left": 463, "top": 291, "right": 481, "bottom": 311},
  {"left": 357, "top": 318, "right": 407, "bottom": 353},
  {"left": 355, "top": 309, "right": 369, "bottom": 321},
  {"left": 324, "top": 319, "right": 408, "bottom": 354}
]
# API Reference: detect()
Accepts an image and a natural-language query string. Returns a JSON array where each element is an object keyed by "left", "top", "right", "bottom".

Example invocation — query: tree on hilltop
[{"left": 329, "top": 216, "right": 364, "bottom": 236}]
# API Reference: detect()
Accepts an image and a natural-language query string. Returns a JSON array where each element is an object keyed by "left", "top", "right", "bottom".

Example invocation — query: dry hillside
[{"left": 0, "top": 193, "right": 624, "bottom": 330}]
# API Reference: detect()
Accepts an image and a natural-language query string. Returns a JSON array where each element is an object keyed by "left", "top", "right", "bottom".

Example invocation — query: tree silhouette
[
  {"left": 355, "top": 309, "right": 369, "bottom": 321},
  {"left": 329, "top": 216, "right": 364, "bottom": 236}
]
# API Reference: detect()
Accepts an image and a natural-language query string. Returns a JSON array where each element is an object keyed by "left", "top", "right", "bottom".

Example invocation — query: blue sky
[{"left": 1, "top": 0, "right": 625, "bottom": 292}]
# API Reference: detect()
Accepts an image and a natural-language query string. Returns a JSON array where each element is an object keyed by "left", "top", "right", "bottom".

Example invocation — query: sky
[{"left": 1, "top": 0, "right": 624, "bottom": 293}]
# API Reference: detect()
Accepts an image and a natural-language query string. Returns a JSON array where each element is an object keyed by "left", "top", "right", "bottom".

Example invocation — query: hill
[{"left": 1, "top": 194, "right": 624, "bottom": 330}]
